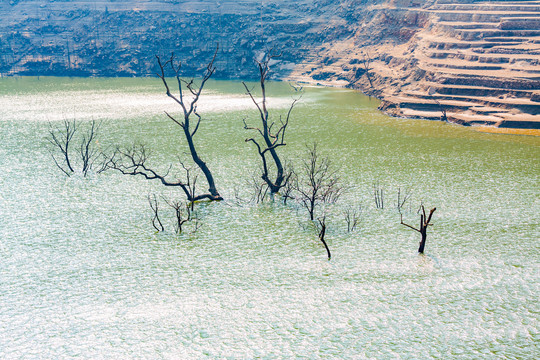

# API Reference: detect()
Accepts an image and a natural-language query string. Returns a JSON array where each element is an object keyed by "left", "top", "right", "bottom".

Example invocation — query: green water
[{"left": 0, "top": 77, "right": 538, "bottom": 359}]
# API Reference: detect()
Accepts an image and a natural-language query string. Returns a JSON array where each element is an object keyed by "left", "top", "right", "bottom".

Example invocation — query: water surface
[{"left": 0, "top": 77, "right": 538, "bottom": 359}]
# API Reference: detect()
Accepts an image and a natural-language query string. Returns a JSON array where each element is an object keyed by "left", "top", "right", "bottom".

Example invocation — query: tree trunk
[
  {"left": 401, "top": 206, "right": 436, "bottom": 254},
  {"left": 418, "top": 228, "right": 427, "bottom": 254},
  {"left": 184, "top": 127, "right": 221, "bottom": 200},
  {"left": 318, "top": 219, "right": 331, "bottom": 261}
]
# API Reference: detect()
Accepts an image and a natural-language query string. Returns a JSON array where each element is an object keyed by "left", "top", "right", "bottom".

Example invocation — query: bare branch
[
  {"left": 191, "top": 107, "right": 201, "bottom": 137},
  {"left": 164, "top": 111, "right": 184, "bottom": 128},
  {"left": 108, "top": 145, "right": 193, "bottom": 200},
  {"left": 48, "top": 150, "right": 72, "bottom": 177},
  {"left": 243, "top": 118, "right": 265, "bottom": 138},
  {"left": 396, "top": 187, "right": 413, "bottom": 213},
  {"left": 156, "top": 54, "right": 187, "bottom": 115},
  {"left": 426, "top": 207, "right": 437, "bottom": 226},
  {"left": 80, "top": 120, "right": 101, "bottom": 176},
  {"left": 281, "top": 163, "right": 296, "bottom": 205},
  {"left": 400, "top": 213, "right": 420, "bottom": 232},
  {"left": 373, "top": 181, "right": 384, "bottom": 209}
]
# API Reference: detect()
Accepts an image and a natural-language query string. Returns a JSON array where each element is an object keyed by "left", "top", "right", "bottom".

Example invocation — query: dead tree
[
  {"left": 164, "top": 198, "right": 193, "bottom": 234},
  {"left": 155, "top": 48, "right": 222, "bottom": 201},
  {"left": 373, "top": 181, "right": 384, "bottom": 209},
  {"left": 295, "top": 143, "right": 342, "bottom": 221},
  {"left": 243, "top": 51, "right": 301, "bottom": 195},
  {"left": 434, "top": 99, "right": 448, "bottom": 122},
  {"left": 48, "top": 120, "right": 77, "bottom": 176},
  {"left": 363, "top": 52, "right": 374, "bottom": 89},
  {"left": 48, "top": 119, "right": 103, "bottom": 177},
  {"left": 401, "top": 205, "right": 436, "bottom": 254},
  {"left": 396, "top": 187, "right": 412, "bottom": 213},
  {"left": 344, "top": 204, "right": 362, "bottom": 232},
  {"left": 80, "top": 120, "right": 101, "bottom": 177},
  {"left": 148, "top": 193, "right": 164, "bottom": 232},
  {"left": 317, "top": 216, "right": 331, "bottom": 261}
]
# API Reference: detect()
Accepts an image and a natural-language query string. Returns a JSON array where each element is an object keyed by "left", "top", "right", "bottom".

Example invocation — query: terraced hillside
[{"left": 290, "top": 0, "right": 540, "bottom": 130}]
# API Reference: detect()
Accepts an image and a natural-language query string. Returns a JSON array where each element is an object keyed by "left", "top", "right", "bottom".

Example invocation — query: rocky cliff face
[{"left": 1, "top": 0, "right": 539, "bottom": 129}]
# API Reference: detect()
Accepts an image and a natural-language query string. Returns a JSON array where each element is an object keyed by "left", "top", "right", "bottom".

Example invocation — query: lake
[{"left": 0, "top": 77, "right": 538, "bottom": 359}]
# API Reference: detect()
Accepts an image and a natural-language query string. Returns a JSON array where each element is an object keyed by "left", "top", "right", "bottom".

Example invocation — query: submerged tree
[
  {"left": 148, "top": 193, "right": 165, "bottom": 232},
  {"left": 156, "top": 49, "right": 222, "bottom": 201},
  {"left": 373, "top": 181, "right": 384, "bottom": 209},
  {"left": 243, "top": 50, "right": 301, "bottom": 196},
  {"left": 147, "top": 192, "right": 200, "bottom": 234},
  {"left": 48, "top": 120, "right": 76, "bottom": 176},
  {"left": 343, "top": 204, "right": 362, "bottom": 232},
  {"left": 108, "top": 49, "right": 223, "bottom": 202},
  {"left": 401, "top": 205, "right": 437, "bottom": 254},
  {"left": 295, "top": 143, "right": 342, "bottom": 221},
  {"left": 164, "top": 198, "right": 195, "bottom": 234},
  {"left": 317, "top": 216, "right": 331, "bottom": 261},
  {"left": 48, "top": 119, "right": 103, "bottom": 177}
]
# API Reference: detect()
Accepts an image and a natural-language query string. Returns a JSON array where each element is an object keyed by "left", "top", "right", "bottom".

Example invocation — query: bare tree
[
  {"left": 48, "top": 119, "right": 103, "bottom": 177},
  {"left": 108, "top": 49, "right": 223, "bottom": 202},
  {"left": 396, "top": 187, "right": 412, "bottom": 213},
  {"left": 48, "top": 120, "right": 77, "bottom": 176},
  {"left": 434, "top": 98, "right": 448, "bottom": 122},
  {"left": 373, "top": 181, "right": 384, "bottom": 209},
  {"left": 295, "top": 143, "right": 342, "bottom": 221},
  {"left": 80, "top": 120, "right": 101, "bottom": 177},
  {"left": 155, "top": 47, "right": 222, "bottom": 201},
  {"left": 164, "top": 198, "right": 193, "bottom": 234},
  {"left": 317, "top": 216, "right": 331, "bottom": 260},
  {"left": 344, "top": 204, "right": 362, "bottom": 232},
  {"left": 243, "top": 50, "right": 302, "bottom": 195},
  {"left": 148, "top": 193, "right": 164, "bottom": 232},
  {"left": 363, "top": 52, "right": 374, "bottom": 89},
  {"left": 401, "top": 205, "right": 436, "bottom": 254}
]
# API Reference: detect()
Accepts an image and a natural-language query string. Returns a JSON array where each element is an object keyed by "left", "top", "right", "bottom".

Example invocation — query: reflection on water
[{"left": 0, "top": 77, "right": 538, "bottom": 358}]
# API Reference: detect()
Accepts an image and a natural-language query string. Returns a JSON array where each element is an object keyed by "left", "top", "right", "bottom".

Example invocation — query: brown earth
[{"left": 286, "top": 0, "right": 540, "bottom": 130}]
